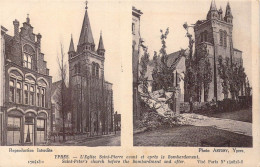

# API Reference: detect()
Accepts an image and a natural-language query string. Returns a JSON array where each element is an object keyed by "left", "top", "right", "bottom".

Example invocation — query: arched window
[
  {"left": 37, "top": 88, "right": 40, "bottom": 107},
  {"left": 200, "top": 33, "right": 203, "bottom": 42},
  {"left": 24, "top": 84, "right": 29, "bottom": 105},
  {"left": 37, "top": 112, "right": 47, "bottom": 143},
  {"left": 16, "top": 82, "right": 22, "bottom": 104},
  {"left": 7, "top": 116, "right": 21, "bottom": 145},
  {"left": 74, "top": 64, "right": 78, "bottom": 74},
  {"left": 92, "top": 62, "right": 96, "bottom": 76},
  {"left": 30, "top": 86, "right": 35, "bottom": 105},
  {"left": 204, "top": 31, "right": 208, "bottom": 42},
  {"left": 23, "top": 44, "right": 35, "bottom": 69},
  {"left": 9, "top": 80, "right": 15, "bottom": 102},
  {"left": 28, "top": 55, "right": 32, "bottom": 69},
  {"left": 23, "top": 54, "right": 32, "bottom": 69},
  {"left": 41, "top": 88, "right": 45, "bottom": 108},
  {"left": 96, "top": 64, "right": 99, "bottom": 78},
  {"left": 223, "top": 31, "right": 227, "bottom": 47},
  {"left": 219, "top": 30, "right": 223, "bottom": 46},
  {"left": 24, "top": 84, "right": 29, "bottom": 104}
]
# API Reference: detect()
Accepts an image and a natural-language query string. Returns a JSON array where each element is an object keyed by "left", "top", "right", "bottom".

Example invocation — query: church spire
[
  {"left": 224, "top": 1, "right": 233, "bottom": 24},
  {"left": 209, "top": 0, "right": 217, "bottom": 11},
  {"left": 97, "top": 31, "right": 105, "bottom": 56},
  {"left": 207, "top": 0, "right": 218, "bottom": 20},
  {"left": 68, "top": 34, "right": 76, "bottom": 59},
  {"left": 69, "top": 34, "right": 75, "bottom": 52},
  {"left": 77, "top": 1, "right": 95, "bottom": 52}
]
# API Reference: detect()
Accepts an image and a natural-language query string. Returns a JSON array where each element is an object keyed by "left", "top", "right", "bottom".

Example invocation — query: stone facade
[
  {"left": 1, "top": 16, "right": 52, "bottom": 145},
  {"left": 194, "top": 0, "right": 244, "bottom": 101},
  {"left": 132, "top": 7, "right": 143, "bottom": 121},
  {"left": 68, "top": 3, "right": 114, "bottom": 135}
]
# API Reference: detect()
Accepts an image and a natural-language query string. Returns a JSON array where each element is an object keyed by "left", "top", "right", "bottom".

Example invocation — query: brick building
[
  {"left": 0, "top": 16, "right": 52, "bottom": 145},
  {"left": 68, "top": 2, "right": 114, "bottom": 135}
]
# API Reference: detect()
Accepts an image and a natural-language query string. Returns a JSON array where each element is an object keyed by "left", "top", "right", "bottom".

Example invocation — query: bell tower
[{"left": 194, "top": 0, "right": 234, "bottom": 102}]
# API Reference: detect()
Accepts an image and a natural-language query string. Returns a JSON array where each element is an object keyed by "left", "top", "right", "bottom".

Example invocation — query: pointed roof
[
  {"left": 209, "top": 0, "right": 217, "bottom": 11},
  {"left": 69, "top": 35, "right": 75, "bottom": 52},
  {"left": 226, "top": 1, "right": 231, "bottom": 10},
  {"left": 78, "top": 3, "right": 95, "bottom": 46},
  {"left": 225, "top": 2, "right": 233, "bottom": 17},
  {"left": 97, "top": 32, "right": 105, "bottom": 50},
  {"left": 219, "top": 6, "right": 223, "bottom": 13}
]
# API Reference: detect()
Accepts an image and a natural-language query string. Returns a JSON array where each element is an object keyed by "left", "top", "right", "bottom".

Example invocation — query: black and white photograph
[
  {"left": 133, "top": 0, "right": 252, "bottom": 147},
  {"left": 0, "top": 0, "right": 121, "bottom": 146}
]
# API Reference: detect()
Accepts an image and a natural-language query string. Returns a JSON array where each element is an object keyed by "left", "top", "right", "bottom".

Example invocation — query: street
[
  {"left": 45, "top": 132, "right": 121, "bottom": 146},
  {"left": 134, "top": 109, "right": 252, "bottom": 147},
  {"left": 134, "top": 125, "right": 252, "bottom": 147}
]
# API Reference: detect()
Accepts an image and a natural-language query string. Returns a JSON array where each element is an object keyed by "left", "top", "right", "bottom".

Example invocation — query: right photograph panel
[{"left": 132, "top": 0, "right": 252, "bottom": 147}]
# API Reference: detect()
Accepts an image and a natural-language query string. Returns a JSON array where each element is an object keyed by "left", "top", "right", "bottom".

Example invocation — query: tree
[
  {"left": 56, "top": 43, "right": 70, "bottom": 142},
  {"left": 245, "top": 78, "right": 252, "bottom": 96},
  {"left": 194, "top": 45, "right": 212, "bottom": 102},
  {"left": 151, "top": 28, "right": 185, "bottom": 92},
  {"left": 139, "top": 47, "right": 150, "bottom": 94},
  {"left": 218, "top": 56, "right": 229, "bottom": 99},
  {"left": 151, "top": 51, "right": 159, "bottom": 91},
  {"left": 183, "top": 25, "right": 196, "bottom": 112},
  {"left": 218, "top": 55, "right": 248, "bottom": 100},
  {"left": 203, "top": 56, "right": 213, "bottom": 101}
]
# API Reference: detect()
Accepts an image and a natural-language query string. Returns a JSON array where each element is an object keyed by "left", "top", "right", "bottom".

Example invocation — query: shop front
[{"left": 5, "top": 108, "right": 48, "bottom": 146}]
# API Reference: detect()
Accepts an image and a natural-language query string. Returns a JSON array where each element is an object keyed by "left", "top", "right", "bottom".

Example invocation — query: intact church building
[
  {"left": 0, "top": 16, "right": 52, "bottom": 146},
  {"left": 68, "top": 2, "right": 114, "bottom": 135}
]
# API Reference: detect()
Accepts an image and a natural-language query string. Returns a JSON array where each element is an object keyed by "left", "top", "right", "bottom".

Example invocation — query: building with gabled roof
[{"left": 1, "top": 15, "right": 52, "bottom": 146}]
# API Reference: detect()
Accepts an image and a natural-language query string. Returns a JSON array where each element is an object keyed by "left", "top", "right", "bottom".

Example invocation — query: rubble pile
[
  {"left": 139, "top": 88, "right": 173, "bottom": 116},
  {"left": 138, "top": 110, "right": 179, "bottom": 130},
  {"left": 137, "top": 88, "right": 212, "bottom": 130},
  {"left": 177, "top": 113, "right": 208, "bottom": 125}
]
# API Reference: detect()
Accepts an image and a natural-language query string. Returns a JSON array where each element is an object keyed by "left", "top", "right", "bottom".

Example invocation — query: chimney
[
  {"left": 36, "top": 33, "right": 42, "bottom": 48},
  {"left": 13, "top": 19, "right": 19, "bottom": 38}
]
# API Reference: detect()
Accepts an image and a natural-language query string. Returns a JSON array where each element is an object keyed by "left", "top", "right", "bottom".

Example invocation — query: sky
[
  {"left": 0, "top": 0, "right": 128, "bottom": 113},
  {"left": 133, "top": 0, "right": 252, "bottom": 83}
]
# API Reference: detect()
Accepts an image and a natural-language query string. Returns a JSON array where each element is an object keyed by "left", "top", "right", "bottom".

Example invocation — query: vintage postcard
[{"left": 0, "top": 0, "right": 259, "bottom": 166}]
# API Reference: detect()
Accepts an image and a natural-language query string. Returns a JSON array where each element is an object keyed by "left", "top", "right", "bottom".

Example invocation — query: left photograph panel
[{"left": 0, "top": 0, "right": 121, "bottom": 146}]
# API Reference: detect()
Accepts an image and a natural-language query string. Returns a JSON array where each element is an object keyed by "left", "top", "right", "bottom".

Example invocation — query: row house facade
[{"left": 0, "top": 16, "right": 52, "bottom": 145}]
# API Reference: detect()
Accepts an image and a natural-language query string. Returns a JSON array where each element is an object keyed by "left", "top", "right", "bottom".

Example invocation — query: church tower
[
  {"left": 194, "top": 0, "right": 237, "bottom": 101},
  {"left": 68, "top": 1, "right": 106, "bottom": 134}
]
